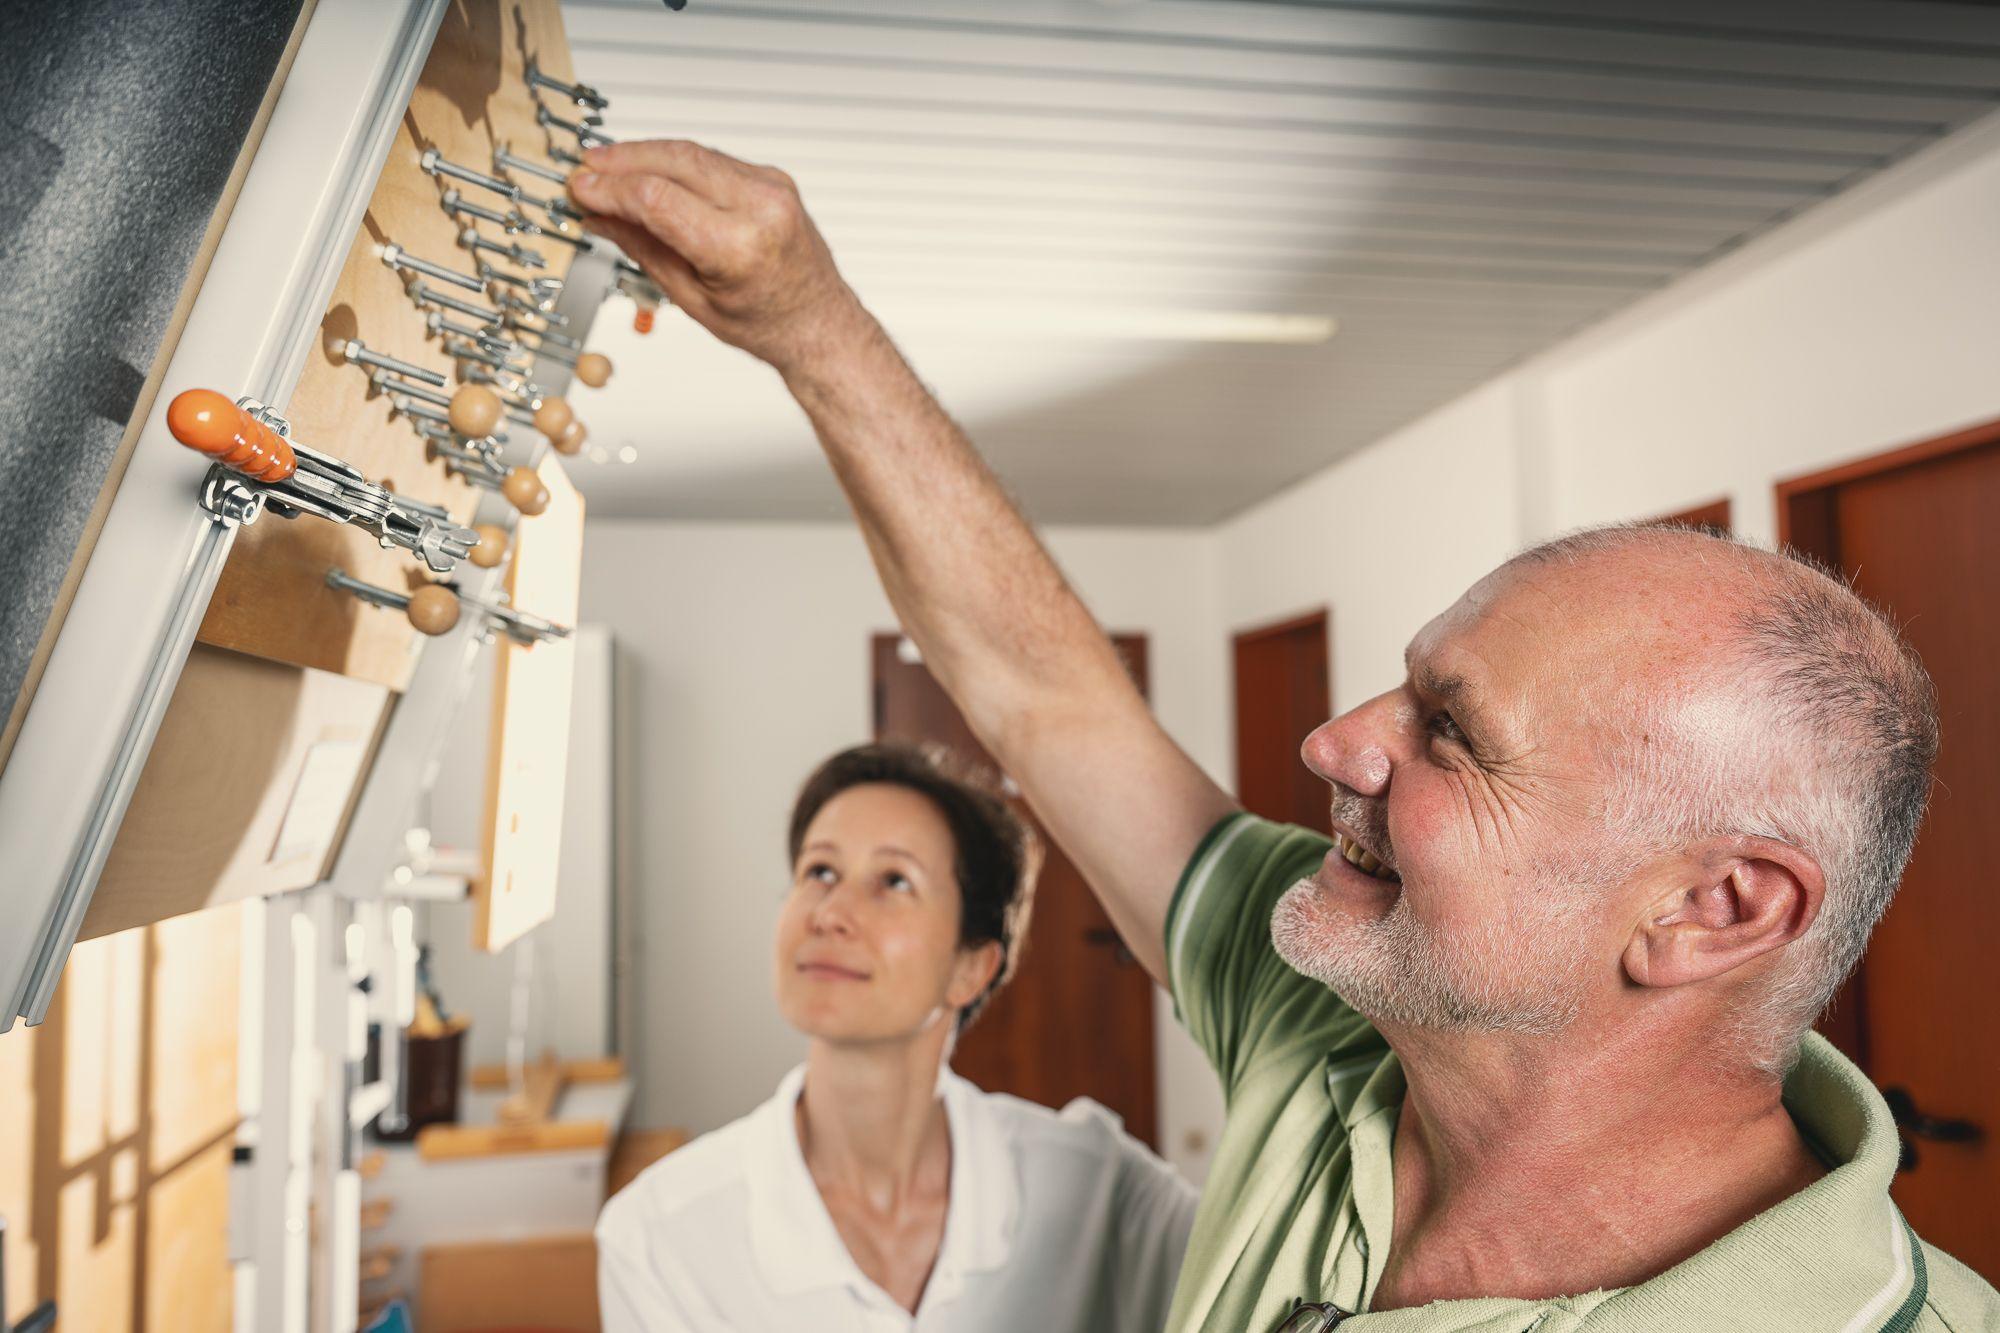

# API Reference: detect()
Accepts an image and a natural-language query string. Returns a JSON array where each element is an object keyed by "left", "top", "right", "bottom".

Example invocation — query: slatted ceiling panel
[{"left": 560, "top": 0, "right": 2000, "bottom": 525}]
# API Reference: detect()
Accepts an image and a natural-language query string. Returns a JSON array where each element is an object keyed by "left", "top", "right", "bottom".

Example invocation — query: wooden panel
[
  {"left": 0, "top": 905, "right": 242, "bottom": 1330},
  {"left": 419, "top": 1234, "right": 598, "bottom": 1333},
  {"left": 474, "top": 454, "right": 584, "bottom": 952},
  {"left": 84, "top": 646, "right": 391, "bottom": 940},
  {"left": 415, "top": 1119, "right": 608, "bottom": 1162},
  {"left": 197, "top": 0, "right": 584, "bottom": 691}
]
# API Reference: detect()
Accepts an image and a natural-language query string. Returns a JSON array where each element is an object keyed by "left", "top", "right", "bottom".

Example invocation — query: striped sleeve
[{"left": 1164, "top": 814, "right": 1375, "bottom": 1099}]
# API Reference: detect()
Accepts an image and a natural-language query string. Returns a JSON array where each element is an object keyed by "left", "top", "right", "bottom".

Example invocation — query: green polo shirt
[{"left": 1163, "top": 812, "right": 1998, "bottom": 1332}]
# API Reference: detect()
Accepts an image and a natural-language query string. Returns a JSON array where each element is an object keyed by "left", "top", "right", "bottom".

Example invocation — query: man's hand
[
  {"left": 571, "top": 138, "right": 1238, "bottom": 989},
  {"left": 568, "top": 140, "right": 864, "bottom": 372}
]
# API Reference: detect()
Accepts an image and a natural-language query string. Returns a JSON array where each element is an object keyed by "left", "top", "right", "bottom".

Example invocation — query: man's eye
[{"left": 1427, "top": 711, "right": 1467, "bottom": 744}]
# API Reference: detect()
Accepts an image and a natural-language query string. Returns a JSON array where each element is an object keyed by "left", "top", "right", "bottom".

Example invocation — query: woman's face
[{"left": 774, "top": 783, "right": 998, "bottom": 1046}]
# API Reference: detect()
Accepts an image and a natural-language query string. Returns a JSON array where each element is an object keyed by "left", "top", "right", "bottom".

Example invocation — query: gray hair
[{"left": 1515, "top": 524, "right": 1939, "bottom": 1073}]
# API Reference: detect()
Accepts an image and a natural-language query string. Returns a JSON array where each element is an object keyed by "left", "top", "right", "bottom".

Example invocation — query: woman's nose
[
  {"left": 1301, "top": 692, "right": 1400, "bottom": 797},
  {"left": 807, "top": 886, "right": 857, "bottom": 936}
]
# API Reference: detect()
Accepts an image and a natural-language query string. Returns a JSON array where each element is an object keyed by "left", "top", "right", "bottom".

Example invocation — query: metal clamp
[{"left": 525, "top": 57, "right": 607, "bottom": 112}]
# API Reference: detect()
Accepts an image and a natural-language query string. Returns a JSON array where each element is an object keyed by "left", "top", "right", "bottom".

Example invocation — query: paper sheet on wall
[{"left": 269, "top": 737, "right": 367, "bottom": 866}]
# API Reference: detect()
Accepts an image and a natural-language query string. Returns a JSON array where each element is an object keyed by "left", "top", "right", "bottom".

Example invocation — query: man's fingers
[
  {"left": 569, "top": 170, "right": 724, "bottom": 271},
  {"left": 582, "top": 215, "right": 704, "bottom": 314},
  {"left": 578, "top": 139, "right": 751, "bottom": 208}
]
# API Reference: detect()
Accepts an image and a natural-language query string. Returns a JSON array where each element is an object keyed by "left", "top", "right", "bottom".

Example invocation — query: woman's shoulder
[
  {"left": 598, "top": 1108, "right": 761, "bottom": 1239},
  {"left": 954, "top": 1079, "right": 1190, "bottom": 1185}
]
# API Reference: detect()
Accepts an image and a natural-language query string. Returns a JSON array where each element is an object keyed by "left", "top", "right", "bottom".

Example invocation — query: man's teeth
[{"left": 1333, "top": 832, "right": 1396, "bottom": 882}]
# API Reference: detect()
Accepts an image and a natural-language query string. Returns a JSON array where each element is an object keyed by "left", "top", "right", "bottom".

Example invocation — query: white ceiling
[{"left": 557, "top": 0, "right": 2000, "bottom": 525}]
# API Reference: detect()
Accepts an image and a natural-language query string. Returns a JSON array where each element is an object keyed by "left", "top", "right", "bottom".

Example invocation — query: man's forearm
[{"left": 778, "top": 302, "right": 1136, "bottom": 740}]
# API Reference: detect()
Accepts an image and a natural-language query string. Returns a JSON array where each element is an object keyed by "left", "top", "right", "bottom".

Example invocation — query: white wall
[
  {"left": 1219, "top": 112, "right": 2000, "bottom": 679},
  {"left": 581, "top": 520, "right": 1230, "bottom": 1181}
]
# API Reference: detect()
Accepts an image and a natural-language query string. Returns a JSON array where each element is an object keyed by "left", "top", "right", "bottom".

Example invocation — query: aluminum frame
[{"left": 0, "top": 0, "right": 449, "bottom": 1029}]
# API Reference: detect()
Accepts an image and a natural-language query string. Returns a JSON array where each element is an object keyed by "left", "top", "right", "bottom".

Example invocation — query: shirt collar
[
  {"left": 743, "top": 1063, "right": 1020, "bottom": 1306},
  {"left": 1333, "top": 1035, "right": 1924, "bottom": 1329}
]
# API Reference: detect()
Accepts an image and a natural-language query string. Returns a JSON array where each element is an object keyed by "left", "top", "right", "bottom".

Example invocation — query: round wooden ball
[
  {"left": 503, "top": 466, "right": 551, "bottom": 516},
  {"left": 469, "top": 524, "right": 509, "bottom": 568},
  {"left": 406, "top": 585, "right": 462, "bottom": 636},
  {"left": 449, "top": 384, "right": 505, "bottom": 437},
  {"left": 554, "top": 419, "right": 587, "bottom": 456},
  {"left": 574, "top": 352, "right": 612, "bottom": 388},
  {"left": 532, "top": 395, "right": 574, "bottom": 439}
]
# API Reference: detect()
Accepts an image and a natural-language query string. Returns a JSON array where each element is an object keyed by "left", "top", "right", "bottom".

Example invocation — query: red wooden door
[
  {"left": 1781, "top": 424, "right": 2000, "bottom": 1280},
  {"left": 1233, "top": 610, "right": 1331, "bottom": 832},
  {"left": 872, "top": 635, "right": 1159, "bottom": 1147}
]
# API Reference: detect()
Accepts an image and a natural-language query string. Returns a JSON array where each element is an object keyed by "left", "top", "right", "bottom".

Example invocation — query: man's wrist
[{"left": 775, "top": 294, "right": 892, "bottom": 403}]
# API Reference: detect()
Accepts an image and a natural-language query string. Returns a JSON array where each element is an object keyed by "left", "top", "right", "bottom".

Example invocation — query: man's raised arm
[{"left": 570, "top": 141, "right": 1237, "bottom": 985}]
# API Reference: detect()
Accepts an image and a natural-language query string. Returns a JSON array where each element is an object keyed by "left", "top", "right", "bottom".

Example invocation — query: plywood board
[
  {"left": 198, "top": 0, "right": 586, "bottom": 692},
  {"left": 0, "top": 905, "right": 242, "bottom": 1330},
  {"left": 473, "top": 453, "right": 584, "bottom": 952},
  {"left": 84, "top": 645, "right": 391, "bottom": 940},
  {"left": 419, "top": 1234, "right": 598, "bottom": 1333}
]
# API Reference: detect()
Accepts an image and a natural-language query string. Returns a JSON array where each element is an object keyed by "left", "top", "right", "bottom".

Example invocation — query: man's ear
[
  {"left": 1622, "top": 838, "right": 1825, "bottom": 989},
  {"left": 947, "top": 940, "right": 1003, "bottom": 1011}
]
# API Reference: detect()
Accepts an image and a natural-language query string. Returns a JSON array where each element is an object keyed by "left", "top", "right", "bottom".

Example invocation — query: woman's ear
[
  {"left": 1622, "top": 837, "right": 1825, "bottom": 989},
  {"left": 947, "top": 940, "right": 1004, "bottom": 1012}
]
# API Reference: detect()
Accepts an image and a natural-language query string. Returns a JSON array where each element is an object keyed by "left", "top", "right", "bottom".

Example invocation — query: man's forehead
[{"left": 1405, "top": 564, "right": 1615, "bottom": 708}]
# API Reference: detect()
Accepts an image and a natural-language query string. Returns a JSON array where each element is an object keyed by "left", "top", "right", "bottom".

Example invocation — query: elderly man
[{"left": 570, "top": 143, "right": 1998, "bottom": 1330}]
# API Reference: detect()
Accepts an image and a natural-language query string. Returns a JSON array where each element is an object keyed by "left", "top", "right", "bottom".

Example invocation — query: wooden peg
[
  {"left": 468, "top": 524, "right": 509, "bottom": 568},
  {"left": 554, "top": 419, "right": 586, "bottom": 456},
  {"left": 502, "top": 466, "right": 550, "bottom": 516},
  {"left": 405, "top": 585, "right": 462, "bottom": 636},
  {"left": 448, "top": 383, "right": 505, "bottom": 437},
  {"left": 165, "top": 388, "right": 296, "bottom": 482},
  {"left": 531, "top": 395, "right": 573, "bottom": 438},
  {"left": 574, "top": 352, "right": 612, "bottom": 387}
]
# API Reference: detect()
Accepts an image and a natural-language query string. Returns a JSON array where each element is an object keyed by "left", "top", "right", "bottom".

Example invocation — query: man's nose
[{"left": 1301, "top": 691, "right": 1402, "bottom": 797}]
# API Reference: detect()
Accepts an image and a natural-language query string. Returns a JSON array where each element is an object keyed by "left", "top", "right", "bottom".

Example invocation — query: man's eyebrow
[{"left": 1404, "top": 651, "right": 1488, "bottom": 725}]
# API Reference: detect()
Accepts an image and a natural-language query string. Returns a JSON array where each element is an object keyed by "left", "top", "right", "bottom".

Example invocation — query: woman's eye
[
  {"left": 883, "top": 872, "right": 914, "bottom": 893},
  {"left": 802, "top": 862, "right": 837, "bottom": 885},
  {"left": 1427, "top": 711, "right": 1466, "bottom": 745}
]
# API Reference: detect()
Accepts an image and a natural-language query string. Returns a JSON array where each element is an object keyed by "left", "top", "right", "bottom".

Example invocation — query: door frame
[{"left": 1773, "top": 412, "right": 2000, "bottom": 1067}]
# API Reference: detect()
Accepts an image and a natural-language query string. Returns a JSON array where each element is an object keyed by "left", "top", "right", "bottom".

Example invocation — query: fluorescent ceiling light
[{"left": 882, "top": 303, "right": 1337, "bottom": 345}]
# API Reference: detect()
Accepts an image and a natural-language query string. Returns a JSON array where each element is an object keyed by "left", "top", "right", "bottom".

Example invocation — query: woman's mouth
[
  {"left": 796, "top": 961, "right": 870, "bottom": 981},
  {"left": 1331, "top": 830, "right": 1400, "bottom": 884}
]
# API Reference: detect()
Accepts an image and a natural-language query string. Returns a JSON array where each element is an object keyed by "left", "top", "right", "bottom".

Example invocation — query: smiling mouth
[
  {"left": 797, "top": 962, "right": 869, "bottom": 981},
  {"left": 1332, "top": 831, "right": 1400, "bottom": 884}
]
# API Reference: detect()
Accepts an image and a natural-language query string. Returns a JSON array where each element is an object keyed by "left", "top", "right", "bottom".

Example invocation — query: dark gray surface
[{"left": 0, "top": 0, "right": 306, "bottom": 735}]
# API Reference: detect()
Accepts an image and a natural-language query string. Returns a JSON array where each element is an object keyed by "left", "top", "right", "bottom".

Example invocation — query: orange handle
[{"left": 166, "top": 389, "right": 297, "bottom": 483}]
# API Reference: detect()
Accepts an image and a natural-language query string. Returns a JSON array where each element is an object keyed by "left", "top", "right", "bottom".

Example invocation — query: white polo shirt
[{"left": 596, "top": 1065, "right": 1199, "bottom": 1331}]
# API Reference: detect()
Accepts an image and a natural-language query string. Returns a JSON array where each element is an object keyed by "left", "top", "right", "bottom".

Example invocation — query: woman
[{"left": 597, "top": 743, "right": 1198, "bottom": 1330}]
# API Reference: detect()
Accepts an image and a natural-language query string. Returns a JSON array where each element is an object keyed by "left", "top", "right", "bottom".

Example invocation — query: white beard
[{"left": 1270, "top": 874, "right": 1593, "bottom": 1036}]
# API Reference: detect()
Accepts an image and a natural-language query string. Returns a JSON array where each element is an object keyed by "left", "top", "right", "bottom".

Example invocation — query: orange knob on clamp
[
  {"left": 449, "top": 384, "right": 505, "bottom": 438},
  {"left": 468, "top": 524, "right": 509, "bottom": 569},
  {"left": 530, "top": 395, "right": 573, "bottom": 439},
  {"left": 633, "top": 307, "right": 655, "bottom": 335},
  {"left": 166, "top": 389, "right": 297, "bottom": 483},
  {"left": 502, "top": 466, "right": 550, "bottom": 516}
]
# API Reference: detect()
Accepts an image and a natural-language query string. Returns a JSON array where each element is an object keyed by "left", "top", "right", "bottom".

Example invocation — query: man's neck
[
  {"left": 798, "top": 1033, "right": 954, "bottom": 1212},
  {"left": 1371, "top": 1022, "right": 1823, "bottom": 1309}
]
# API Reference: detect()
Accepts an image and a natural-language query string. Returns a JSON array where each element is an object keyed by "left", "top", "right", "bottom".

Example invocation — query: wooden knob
[
  {"left": 449, "top": 384, "right": 504, "bottom": 437},
  {"left": 469, "top": 524, "right": 509, "bottom": 569},
  {"left": 574, "top": 352, "right": 612, "bottom": 388},
  {"left": 405, "top": 585, "right": 461, "bottom": 636},
  {"left": 554, "top": 419, "right": 586, "bottom": 456},
  {"left": 165, "top": 389, "right": 296, "bottom": 482},
  {"left": 531, "top": 395, "right": 573, "bottom": 439},
  {"left": 503, "top": 466, "right": 550, "bottom": 516}
]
